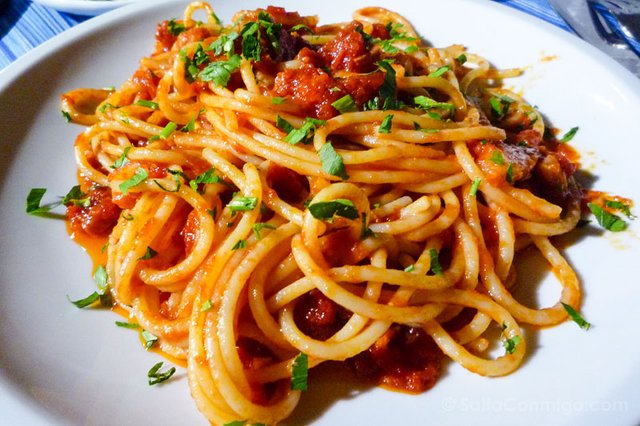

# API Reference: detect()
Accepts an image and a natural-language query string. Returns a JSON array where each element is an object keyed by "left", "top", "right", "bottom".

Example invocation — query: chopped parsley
[
  {"left": 134, "top": 99, "right": 159, "bottom": 110},
  {"left": 503, "top": 335, "right": 522, "bottom": 354},
  {"left": 489, "top": 94, "right": 515, "bottom": 120},
  {"left": 505, "top": 163, "right": 514, "bottom": 183},
  {"left": 489, "top": 150, "right": 505, "bottom": 165},
  {"left": 180, "top": 108, "right": 204, "bottom": 133},
  {"left": 360, "top": 212, "right": 374, "bottom": 240},
  {"left": 189, "top": 168, "right": 221, "bottom": 192},
  {"left": 62, "top": 185, "right": 90, "bottom": 208},
  {"left": 605, "top": 200, "right": 634, "bottom": 218},
  {"left": 115, "top": 321, "right": 140, "bottom": 329},
  {"left": 232, "top": 239, "right": 247, "bottom": 250},
  {"left": 201, "top": 299, "right": 213, "bottom": 311},
  {"left": 470, "top": 178, "right": 482, "bottom": 197},
  {"left": 252, "top": 222, "right": 276, "bottom": 239},
  {"left": 429, "top": 248, "right": 443, "bottom": 275},
  {"left": 159, "top": 121, "right": 178, "bottom": 139},
  {"left": 291, "top": 353, "right": 308, "bottom": 391},
  {"left": 414, "top": 96, "right": 454, "bottom": 114},
  {"left": 276, "top": 115, "right": 294, "bottom": 133},
  {"left": 68, "top": 292, "right": 100, "bottom": 309},
  {"left": 112, "top": 146, "right": 132, "bottom": 169},
  {"left": 228, "top": 196, "right": 258, "bottom": 212},
  {"left": 240, "top": 22, "right": 261, "bottom": 61},
  {"left": 148, "top": 362, "right": 176, "bottom": 385},
  {"left": 428, "top": 65, "right": 450, "bottom": 78},
  {"left": 588, "top": 203, "right": 626, "bottom": 232},
  {"left": 61, "top": 110, "right": 71, "bottom": 123},
  {"left": 455, "top": 53, "right": 467, "bottom": 64},
  {"left": 561, "top": 302, "right": 591, "bottom": 330},
  {"left": 280, "top": 117, "right": 326, "bottom": 145},
  {"left": 199, "top": 54, "right": 242, "bottom": 87},
  {"left": 365, "top": 60, "right": 402, "bottom": 111},
  {"left": 559, "top": 126, "right": 579, "bottom": 143},
  {"left": 208, "top": 31, "right": 239, "bottom": 56},
  {"left": 167, "top": 19, "right": 186, "bottom": 36},
  {"left": 379, "top": 114, "right": 394, "bottom": 133},
  {"left": 142, "top": 330, "right": 158, "bottom": 349},
  {"left": 308, "top": 199, "right": 359, "bottom": 221},
  {"left": 94, "top": 265, "right": 108, "bottom": 292},
  {"left": 26, "top": 188, "right": 49, "bottom": 215},
  {"left": 138, "top": 246, "right": 158, "bottom": 260},
  {"left": 319, "top": 142, "right": 349, "bottom": 180},
  {"left": 331, "top": 95, "right": 358, "bottom": 114},
  {"left": 119, "top": 167, "right": 148, "bottom": 195}
]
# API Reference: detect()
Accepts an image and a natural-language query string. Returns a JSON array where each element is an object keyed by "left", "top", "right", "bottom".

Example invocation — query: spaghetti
[{"left": 61, "top": 3, "right": 587, "bottom": 424}]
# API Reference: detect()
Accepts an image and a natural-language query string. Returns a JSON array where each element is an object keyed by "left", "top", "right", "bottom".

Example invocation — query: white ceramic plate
[
  {"left": 33, "top": 0, "right": 147, "bottom": 16},
  {"left": 1, "top": 0, "right": 639, "bottom": 425}
]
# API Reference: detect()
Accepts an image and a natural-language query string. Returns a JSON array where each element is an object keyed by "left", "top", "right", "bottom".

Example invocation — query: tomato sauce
[
  {"left": 67, "top": 187, "right": 121, "bottom": 237},
  {"left": 271, "top": 22, "right": 384, "bottom": 119},
  {"left": 349, "top": 325, "right": 441, "bottom": 393}
]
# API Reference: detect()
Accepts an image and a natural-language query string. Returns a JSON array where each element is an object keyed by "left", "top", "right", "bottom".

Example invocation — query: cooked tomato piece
[{"left": 67, "top": 187, "right": 121, "bottom": 237}]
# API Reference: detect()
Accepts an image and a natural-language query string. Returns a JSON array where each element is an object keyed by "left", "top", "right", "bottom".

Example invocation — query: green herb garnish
[
  {"left": 319, "top": 142, "right": 348, "bottom": 180},
  {"left": 119, "top": 167, "right": 148, "bottom": 195},
  {"left": 291, "top": 353, "right": 308, "bottom": 391},
  {"left": 199, "top": 54, "right": 242, "bottom": 87},
  {"left": 561, "top": 302, "right": 591, "bottom": 330},
  {"left": 588, "top": 203, "right": 626, "bottom": 232},
  {"left": 228, "top": 196, "right": 258, "bottom": 212},
  {"left": 559, "top": 126, "right": 579, "bottom": 143},
  {"left": 331, "top": 95, "right": 358, "bottom": 114},
  {"left": 147, "top": 362, "right": 176, "bottom": 385},
  {"left": 308, "top": 199, "right": 358, "bottom": 221}
]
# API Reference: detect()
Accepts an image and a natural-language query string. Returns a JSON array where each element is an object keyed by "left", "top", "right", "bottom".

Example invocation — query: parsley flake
[
  {"left": 319, "top": 142, "right": 349, "bottom": 180},
  {"left": 429, "top": 248, "right": 443, "bottom": 275},
  {"left": 189, "top": 168, "right": 220, "bottom": 192},
  {"left": 115, "top": 321, "right": 140, "bottom": 329},
  {"left": 308, "top": 199, "right": 359, "bottom": 221},
  {"left": 229, "top": 196, "right": 258, "bottom": 212},
  {"left": 503, "top": 335, "right": 522, "bottom": 354},
  {"left": 331, "top": 95, "right": 358, "bottom": 114},
  {"left": 489, "top": 150, "right": 505, "bottom": 165},
  {"left": 588, "top": 203, "right": 626, "bottom": 232},
  {"left": 139, "top": 247, "right": 158, "bottom": 260},
  {"left": 134, "top": 99, "right": 159, "bottom": 110},
  {"left": 148, "top": 362, "right": 176, "bottom": 385},
  {"left": 561, "top": 302, "right": 591, "bottom": 330},
  {"left": 253, "top": 222, "right": 276, "bottom": 239},
  {"left": 291, "top": 353, "right": 308, "bottom": 391},
  {"left": 142, "top": 330, "right": 158, "bottom": 349},
  {"left": 119, "top": 167, "right": 148, "bottom": 195},
  {"left": 470, "top": 178, "right": 482, "bottom": 197},
  {"left": 605, "top": 200, "right": 634, "bottom": 218},
  {"left": 199, "top": 55, "right": 242, "bottom": 87},
  {"left": 112, "top": 146, "right": 132, "bottom": 169},
  {"left": 428, "top": 65, "right": 450, "bottom": 78},
  {"left": 559, "top": 126, "right": 579, "bottom": 143},
  {"left": 379, "top": 114, "right": 394, "bottom": 133}
]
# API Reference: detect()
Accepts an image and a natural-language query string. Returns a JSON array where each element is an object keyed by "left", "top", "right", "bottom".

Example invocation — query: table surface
[{"left": 0, "top": 0, "right": 572, "bottom": 71}]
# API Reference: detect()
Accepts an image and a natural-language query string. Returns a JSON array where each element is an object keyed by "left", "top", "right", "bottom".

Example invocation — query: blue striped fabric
[{"left": 0, "top": 0, "right": 571, "bottom": 70}]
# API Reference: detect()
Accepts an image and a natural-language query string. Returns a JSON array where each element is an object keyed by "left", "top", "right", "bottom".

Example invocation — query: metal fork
[{"left": 548, "top": 0, "right": 640, "bottom": 76}]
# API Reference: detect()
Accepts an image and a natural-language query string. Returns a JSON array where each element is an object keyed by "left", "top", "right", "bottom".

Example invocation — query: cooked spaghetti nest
[{"left": 62, "top": 3, "right": 583, "bottom": 425}]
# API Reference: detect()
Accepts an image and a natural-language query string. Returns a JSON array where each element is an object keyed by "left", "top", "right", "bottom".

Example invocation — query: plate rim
[{"left": 1, "top": 0, "right": 639, "bottom": 425}]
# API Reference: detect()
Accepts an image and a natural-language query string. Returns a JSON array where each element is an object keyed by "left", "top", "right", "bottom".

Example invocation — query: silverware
[{"left": 548, "top": 0, "right": 640, "bottom": 76}]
